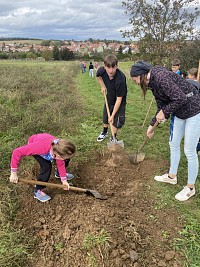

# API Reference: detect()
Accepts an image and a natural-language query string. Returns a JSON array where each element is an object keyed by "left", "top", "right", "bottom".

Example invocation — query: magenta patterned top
[{"left": 148, "top": 66, "right": 200, "bottom": 125}]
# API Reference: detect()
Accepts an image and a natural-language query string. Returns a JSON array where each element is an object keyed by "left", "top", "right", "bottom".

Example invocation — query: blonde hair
[
  {"left": 188, "top": 68, "right": 198, "bottom": 79},
  {"left": 52, "top": 140, "right": 76, "bottom": 158}
]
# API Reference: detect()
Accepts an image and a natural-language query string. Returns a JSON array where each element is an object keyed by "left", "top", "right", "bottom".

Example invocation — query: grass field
[
  {"left": 0, "top": 60, "right": 200, "bottom": 266},
  {"left": 1, "top": 39, "right": 43, "bottom": 45}
]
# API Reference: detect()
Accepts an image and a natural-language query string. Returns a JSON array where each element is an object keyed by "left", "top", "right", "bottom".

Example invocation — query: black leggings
[
  {"left": 33, "top": 155, "right": 52, "bottom": 190},
  {"left": 33, "top": 156, "right": 70, "bottom": 190}
]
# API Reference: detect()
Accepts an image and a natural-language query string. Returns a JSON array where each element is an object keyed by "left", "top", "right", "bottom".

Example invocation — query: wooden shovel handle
[
  {"left": 138, "top": 121, "right": 159, "bottom": 152},
  {"left": 103, "top": 90, "right": 116, "bottom": 139},
  {"left": 18, "top": 178, "right": 86, "bottom": 193},
  {"left": 142, "top": 96, "right": 154, "bottom": 128}
]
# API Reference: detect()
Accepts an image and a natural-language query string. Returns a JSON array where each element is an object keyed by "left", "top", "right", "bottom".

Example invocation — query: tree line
[{"left": 122, "top": 0, "right": 200, "bottom": 70}]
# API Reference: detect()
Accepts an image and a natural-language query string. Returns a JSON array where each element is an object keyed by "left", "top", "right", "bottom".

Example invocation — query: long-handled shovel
[
  {"left": 18, "top": 178, "right": 105, "bottom": 200},
  {"left": 142, "top": 96, "right": 154, "bottom": 128},
  {"left": 103, "top": 90, "right": 124, "bottom": 149},
  {"left": 129, "top": 121, "right": 159, "bottom": 164}
]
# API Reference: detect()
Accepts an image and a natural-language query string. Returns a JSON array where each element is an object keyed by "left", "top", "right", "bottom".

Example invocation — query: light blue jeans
[{"left": 169, "top": 113, "right": 200, "bottom": 185}]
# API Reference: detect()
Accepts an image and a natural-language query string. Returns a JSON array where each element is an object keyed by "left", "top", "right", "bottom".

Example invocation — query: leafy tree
[
  {"left": 50, "top": 40, "right": 61, "bottom": 47},
  {"left": 88, "top": 38, "right": 94, "bottom": 43},
  {"left": 122, "top": 0, "right": 200, "bottom": 64},
  {"left": 124, "top": 41, "right": 131, "bottom": 45},
  {"left": 52, "top": 45, "right": 60, "bottom": 60},
  {"left": 168, "top": 34, "right": 200, "bottom": 71},
  {"left": 118, "top": 45, "right": 123, "bottom": 54},
  {"left": 0, "top": 52, "right": 8, "bottom": 59},
  {"left": 42, "top": 49, "right": 53, "bottom": 61},
  {"left": 26, "top": 52, "right": 36, "bottom": 59},
  {"left": 60, "top": 47, "right": 74, "bottom": 60},
  {"left": 128, "top": 47, "right": 132, "bottom": 55},
  {"left": 41, "top": 40, "right": 51, "bottom": 46}
]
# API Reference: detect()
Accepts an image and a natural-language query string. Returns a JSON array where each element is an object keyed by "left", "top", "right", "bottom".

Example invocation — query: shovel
[
  {"left": 103, "top": 90, "right": 124, "bottom": 149},
  {"left": 18, "top": 178, "right": 105, "bottom": 200},
  {"left": 129, "top": 121, "right": 159, "bottom": 164},
  {"left": 142, "top": 96, "right": 154, "bottom": 128}
]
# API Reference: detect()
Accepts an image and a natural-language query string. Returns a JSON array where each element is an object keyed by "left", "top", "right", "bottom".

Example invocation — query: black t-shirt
[
  {"left": 89, "top": 64, "right": 94, "bottom": 70},
  {"left": 96, "top": 66, "right": 127, "bottom": 106}
]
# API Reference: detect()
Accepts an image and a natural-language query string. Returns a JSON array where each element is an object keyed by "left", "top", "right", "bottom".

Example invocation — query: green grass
[
  {"left": 0, "top": 60, "right": 200, "bottom": 266},
  {"left": 0, "top": 225, "right": 33, "bottom": 267},
  {"left": 174, "top": 219, "right": 200, "bottom": 267},
  {"left": 0, "top": 178, "right": 33, "bottom": 267},
  {"left": 83, "top": 229, "right": 111, "bottom": 267},
  {"left": 1, "top": 39, "right": 43, "bottom": 45}
]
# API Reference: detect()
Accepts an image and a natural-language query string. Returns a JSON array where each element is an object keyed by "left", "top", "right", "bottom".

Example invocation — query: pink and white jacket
[{"left": 10, "top": 133, "right": 68, "bottom": 181}]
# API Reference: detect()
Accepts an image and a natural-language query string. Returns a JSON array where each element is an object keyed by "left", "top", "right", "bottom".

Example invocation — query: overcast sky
[
  {"left": 0, "top": 0, "right": 199, "bottom": 41},
  {"left": 0, "top": 0, "right": 130, "bottom": 41}
]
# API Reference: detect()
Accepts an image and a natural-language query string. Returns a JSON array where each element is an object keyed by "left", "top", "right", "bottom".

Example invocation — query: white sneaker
[
  {"left": 175, "top": 186, "right": 195, "bottom": 201},
  {"left": 97, "top": 132, "right": 108, "bottom": 142},
  {"left": 154, "top": 173, "right": 177, "bottom": 185}
]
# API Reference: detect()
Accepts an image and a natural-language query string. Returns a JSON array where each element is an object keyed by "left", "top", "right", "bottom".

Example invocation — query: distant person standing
[
  {"left": 171, "top": 59, "right": 182, "bottom": 75},
  {"left": 83, "top": 62, "right": 87, "bottom": 73},
  {"left": 94, "top": 62, "right": 99, "bottom": 72},
  {"left": 80, "top": 61, "right": 84, "bottom": 73},
  {"left": 89, "top": 62, "right": 94, "bottom": 78},
  {"left": 171, "top": 59, "right": 186, "bottom": 77}
]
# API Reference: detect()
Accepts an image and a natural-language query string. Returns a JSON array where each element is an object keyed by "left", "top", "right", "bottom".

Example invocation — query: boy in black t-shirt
[{"left": 96, "top": 55, "right": 127, "bottom": 142}]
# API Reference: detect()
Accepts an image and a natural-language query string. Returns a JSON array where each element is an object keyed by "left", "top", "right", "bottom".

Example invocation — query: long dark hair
[{"left": 140, "top": 74, "right": 149, "bottom": 99}]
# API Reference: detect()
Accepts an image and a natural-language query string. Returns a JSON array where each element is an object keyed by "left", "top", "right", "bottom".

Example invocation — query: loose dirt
[{"left": 16, "top": 149, "right": 184, "bottom": 267}]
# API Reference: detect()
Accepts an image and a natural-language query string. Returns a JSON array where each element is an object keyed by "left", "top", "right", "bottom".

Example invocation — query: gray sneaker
[
  {"left": 55, "top": 171, "right": 74, "bottom": 181},
  {"left": 34, "top": 189, "right": 51, "bottom": 202}
]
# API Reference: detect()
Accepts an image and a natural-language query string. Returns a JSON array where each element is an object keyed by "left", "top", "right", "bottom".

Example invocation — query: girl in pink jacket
[{"left": 10, "top": 133, "right": 76, "bottom": 202}]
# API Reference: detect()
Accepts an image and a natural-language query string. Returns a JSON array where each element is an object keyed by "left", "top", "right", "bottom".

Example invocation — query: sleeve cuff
[
  {"left": 11, "top": 168, "right": 17, "bottom": 172},
  {"left": 60, "top": 177, "right": 67, "bottom": 182}
]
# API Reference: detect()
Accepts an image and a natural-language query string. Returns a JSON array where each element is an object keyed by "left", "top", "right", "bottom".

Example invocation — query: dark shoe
[
  {"left": 97, "top": 132, "right": 108, "bottom": 142},
  {"left": 110, "top": 136, "right": 118, "bottom": 142}
]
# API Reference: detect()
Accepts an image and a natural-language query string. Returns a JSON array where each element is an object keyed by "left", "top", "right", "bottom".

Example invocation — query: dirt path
[{"left": 16, "top": 149, "right": 184, "bottom": 267}]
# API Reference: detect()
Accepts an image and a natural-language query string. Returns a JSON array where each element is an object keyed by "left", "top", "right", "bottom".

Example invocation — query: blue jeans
[{"left": 169, "top": 113, "right": 200, "bottom": 185}]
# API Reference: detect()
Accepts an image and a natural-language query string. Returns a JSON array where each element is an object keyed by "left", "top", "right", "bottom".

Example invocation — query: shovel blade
[
  {"left": 107, "top": 140, "right": 124, "bottom": 149},
  {"left": 85, "top": 189, "right": 107, "bottom": 200},
  {"left": 129, "top": 152, "right": 145, "bottom": 164}
]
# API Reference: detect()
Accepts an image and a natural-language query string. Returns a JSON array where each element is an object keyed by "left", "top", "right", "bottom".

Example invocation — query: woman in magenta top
[
  {"left": 130, "top": 61, "right": 200, "bottom": 202},
  {"left": 10, "top": 133, "right": 76, "bottom": 202}
]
